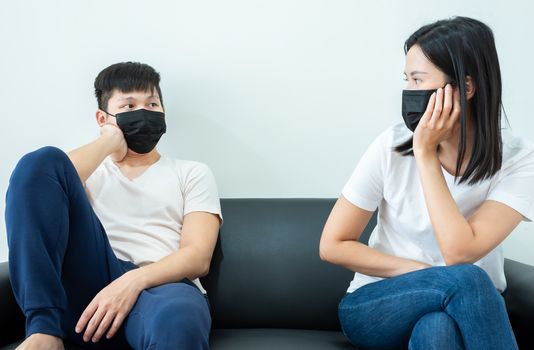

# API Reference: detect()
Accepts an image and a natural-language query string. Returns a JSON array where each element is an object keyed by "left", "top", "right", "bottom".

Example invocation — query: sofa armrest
[
  {"left": 0, "top": 261, "right": 25, "bottom": 345},
  {"left": 504, "top": 258, "right": 534, "bottom": 348}
]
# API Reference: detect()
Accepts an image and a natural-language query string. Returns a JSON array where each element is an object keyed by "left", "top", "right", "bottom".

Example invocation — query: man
[{"left": 6, "top": 62, "right": 222, "bottom": 349}]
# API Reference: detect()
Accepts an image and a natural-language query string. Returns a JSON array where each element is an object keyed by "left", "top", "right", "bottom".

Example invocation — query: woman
[{"left": 319, "top": 17, "right": 534, "bottom": 350}]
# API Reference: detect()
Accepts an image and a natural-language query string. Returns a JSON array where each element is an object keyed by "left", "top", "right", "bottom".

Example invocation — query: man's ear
[
  {"left": 95, "top": 110, "right": 108, "bottom": 126},
  {"left": 465, "top": 76, "right": 476, "bottom": 100}
]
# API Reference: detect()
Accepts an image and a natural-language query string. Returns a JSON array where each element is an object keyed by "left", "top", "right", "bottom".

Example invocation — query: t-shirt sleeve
[
  {"left": 183, "top": 163, "right": 223, "bottom": 222},
  {"left": 486, "top": 150, "right": 534, "bottom": 222},
  {"left": 341, "top": 128, "right": 390, "bottom": 211}
]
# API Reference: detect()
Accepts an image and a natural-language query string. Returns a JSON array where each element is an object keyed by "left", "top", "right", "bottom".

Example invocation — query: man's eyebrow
[
  {"left": 116, "top": 95, "right": 159, "bottom": 101},
  {"left": 117, "top": 96, "right": 136, "bottom": 101}
]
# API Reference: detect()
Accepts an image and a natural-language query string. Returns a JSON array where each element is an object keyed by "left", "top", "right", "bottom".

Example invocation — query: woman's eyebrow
[{"left": 408, "top": 70, "right": 429, "bottom": 76}]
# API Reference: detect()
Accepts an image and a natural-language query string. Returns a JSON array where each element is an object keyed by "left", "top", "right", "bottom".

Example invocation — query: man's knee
[
  {"left": 157, "top": 298, "right": 209, "bottom": 330},
  {"left": 148, "top": 297, "right": 210, "bottom": 349},
  {"left": 14, "top": 146, "right": 70, "bottom": 179}
]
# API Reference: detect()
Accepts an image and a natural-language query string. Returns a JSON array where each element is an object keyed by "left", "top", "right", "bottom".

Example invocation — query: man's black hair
[{"left": 94, "top": 62, "right": 163, "bottom": 111}]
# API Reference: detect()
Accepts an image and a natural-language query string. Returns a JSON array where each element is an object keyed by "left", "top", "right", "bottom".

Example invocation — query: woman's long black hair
[{"left": 395, "top": 16, "right": 503, "bottom": 185}]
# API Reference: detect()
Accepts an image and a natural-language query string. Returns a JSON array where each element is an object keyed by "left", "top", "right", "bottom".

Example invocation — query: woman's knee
[
  {"left": 409, "top": 312, "right": 463, "bottom": 350},
  {"left": 448, "top": 264, "right": 495, "bottom": 292}
]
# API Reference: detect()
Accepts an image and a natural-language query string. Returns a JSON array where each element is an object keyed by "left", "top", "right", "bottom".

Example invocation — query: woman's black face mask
[
  {"left": 401, "top": 83, "right": 454, "bottom": 132},
  {"left": 105, "top": 109, "right": 166, "bottom": 154},
  {"left": 401, "top": 89, "right": 436, "bottom": 132}
]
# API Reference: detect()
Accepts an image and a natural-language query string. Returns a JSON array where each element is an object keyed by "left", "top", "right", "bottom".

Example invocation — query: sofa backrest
[{"left": 200, "top": 198, "right": 376, "bottom": 331}]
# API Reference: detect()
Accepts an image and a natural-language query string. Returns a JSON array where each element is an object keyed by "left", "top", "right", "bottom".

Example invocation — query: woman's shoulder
[
  {"left": 501, "top": 129, "right": 534, "bottom": 169},
  {"left": 368, "top": 122, "right": 411, "bottom": 150}
]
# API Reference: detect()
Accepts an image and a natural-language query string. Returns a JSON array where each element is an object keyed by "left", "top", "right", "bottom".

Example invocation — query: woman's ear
[
  {"left": 95, "top": 110, "right": 108, "bottom": 126},
  {"left": 465, "top": 76, "right": 476, "bottom": 100}
]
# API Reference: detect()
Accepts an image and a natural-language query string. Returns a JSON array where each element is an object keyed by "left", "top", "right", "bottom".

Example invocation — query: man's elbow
[{"left": 197, "top": 261, "right": 211, "bottom": 277}]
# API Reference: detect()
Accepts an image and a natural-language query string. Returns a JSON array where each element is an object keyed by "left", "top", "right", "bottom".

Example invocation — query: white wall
[{"left": 1, "top": 0, "right": 533, "bottom": 264}]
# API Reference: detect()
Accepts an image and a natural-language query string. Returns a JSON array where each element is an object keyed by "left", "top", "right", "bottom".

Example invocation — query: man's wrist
[
  {"left": 97, "top": 133, "right": 120, "bottom": 156},
  {"left": 128, "top": 267, "right": 151, "bottom": 291}
]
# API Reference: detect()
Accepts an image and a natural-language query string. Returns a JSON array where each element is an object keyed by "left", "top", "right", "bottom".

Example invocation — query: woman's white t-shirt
[
  {"left": 85, "top": 156, "right": 222, "bottom": 294},
  {"left": 342, "top": 122, "right": 534, "bottom": 293}
]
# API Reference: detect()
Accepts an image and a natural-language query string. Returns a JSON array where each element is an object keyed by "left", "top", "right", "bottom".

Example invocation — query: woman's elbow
[
  {"left": 319, "top": 240, "right": 335, "bottom": 262},
  {"left": 442, "top": 249, "right": 478, "bottom": 266}
]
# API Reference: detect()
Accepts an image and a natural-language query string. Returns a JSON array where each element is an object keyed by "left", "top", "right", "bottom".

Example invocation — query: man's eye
[
  {"left": 149, "top": 102, "right": 159, "bottom": 107},
  {"left": 121, "top": 104, "right": 134, "bottom": 109}
]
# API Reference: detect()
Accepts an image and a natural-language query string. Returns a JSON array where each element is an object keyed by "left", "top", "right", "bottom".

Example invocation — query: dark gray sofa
[{"left": 1, "top": 199, "right": 534, "bottom": 349}]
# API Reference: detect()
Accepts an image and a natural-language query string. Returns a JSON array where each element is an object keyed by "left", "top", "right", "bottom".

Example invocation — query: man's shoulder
[{"left": 161, "top": 157, "right": 212, "bottom": 176}]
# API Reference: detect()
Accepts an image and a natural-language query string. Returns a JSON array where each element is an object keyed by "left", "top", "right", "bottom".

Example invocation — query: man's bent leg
[
  {"left": 6, "top": 147, "right": 129, "bottom": 348},
  {"left": 124, "top": 280, "right": 211, "bottom": 350}
]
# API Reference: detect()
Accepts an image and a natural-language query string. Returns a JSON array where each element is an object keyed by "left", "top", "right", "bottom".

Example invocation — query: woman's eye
[{"left": 149, "top": 102, "right": 159, "bottom": 107}]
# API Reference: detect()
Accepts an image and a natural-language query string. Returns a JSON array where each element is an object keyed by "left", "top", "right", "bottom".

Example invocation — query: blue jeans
[
  {"left": 338, "top": 265, "right": 518, "bottom": 350},
  {"left": 5, "top": 147, "right": 211, "bottom": 350}
]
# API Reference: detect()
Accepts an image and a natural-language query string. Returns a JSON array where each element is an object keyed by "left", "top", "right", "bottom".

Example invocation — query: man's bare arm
[{"left": 67, "top": 124, "right": 126, "bottom": 183}]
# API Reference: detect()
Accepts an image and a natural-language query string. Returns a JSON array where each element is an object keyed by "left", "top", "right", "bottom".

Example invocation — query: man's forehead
[{"left": 111, "top": 89, "right": 160, "bottom": 101}]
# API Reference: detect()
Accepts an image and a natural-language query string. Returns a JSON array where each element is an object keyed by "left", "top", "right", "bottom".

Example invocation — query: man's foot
[{"left": 15, "top": 333, "right": 64, "bottom": 350}]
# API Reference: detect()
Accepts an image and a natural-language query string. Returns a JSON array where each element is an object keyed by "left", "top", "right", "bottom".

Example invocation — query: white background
[{"left": 1, "top": 0, "right": 533, "bottom": 264}]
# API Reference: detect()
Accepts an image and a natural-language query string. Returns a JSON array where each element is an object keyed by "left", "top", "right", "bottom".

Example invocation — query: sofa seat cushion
[
  {"left": 2, "top": 329, "right": 354, "bottom": 350},
  {"left": 210, "top": 328, "right": 355, "bottom": 350}
]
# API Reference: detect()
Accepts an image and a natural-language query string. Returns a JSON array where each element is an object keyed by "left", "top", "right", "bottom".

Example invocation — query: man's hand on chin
[{"left": 100, "top": 123, "right": 127, "bottom": 162}]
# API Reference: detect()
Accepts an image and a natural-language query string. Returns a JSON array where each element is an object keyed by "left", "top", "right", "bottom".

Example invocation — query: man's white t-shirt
[
  {"left": 342, "top": 122, "right": 534, "bottom": 293},
  {"left": 85, "top": 156, "right": 222, "bottom": 294}
]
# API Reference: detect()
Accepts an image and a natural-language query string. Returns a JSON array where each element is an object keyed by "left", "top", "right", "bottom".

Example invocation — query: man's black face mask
[{"left": 106, "top": 109, "right": 166, "bottom": 154}]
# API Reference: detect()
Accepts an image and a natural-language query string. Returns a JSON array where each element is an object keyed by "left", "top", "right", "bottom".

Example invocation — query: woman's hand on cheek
[{"left": 413, "top": 84, "right": 461, "bottom": 156}]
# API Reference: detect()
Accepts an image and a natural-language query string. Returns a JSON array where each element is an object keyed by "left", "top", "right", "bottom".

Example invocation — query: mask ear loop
[{"left": 101, "top": 110, "right": 116, "bottom": 118}]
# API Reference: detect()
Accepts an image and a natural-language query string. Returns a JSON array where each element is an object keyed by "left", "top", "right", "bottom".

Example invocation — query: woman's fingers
[
  {"left": 419, "top": 91, "right": 437, "bottom": 129},
  {"left": 429, "top": 87, "right": 444, "bottom": 127},
  {"left": 450, "top": 86, "right": 462, "bottom": 126},
  {"left": 442, "top": 84, "right": 453, "bottom": 122}
]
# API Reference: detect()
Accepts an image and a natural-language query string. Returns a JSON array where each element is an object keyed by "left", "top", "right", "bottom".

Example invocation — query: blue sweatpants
[{"left": 5, "top": 146, "right": 211, "bottom": 350}]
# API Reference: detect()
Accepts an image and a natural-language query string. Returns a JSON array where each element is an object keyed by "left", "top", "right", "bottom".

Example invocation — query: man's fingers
[
  {"left": 75, "top": 301, "right": 98, "bottom": 333},
  {"left": 106, "top": 312, "right": 127, "bottom": 339},
  {"left": 83, "top": 308, "right": 106, "bottom": 342},
  {"left": 91, "top": 311, "right": 116, "bottom": 343}
]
